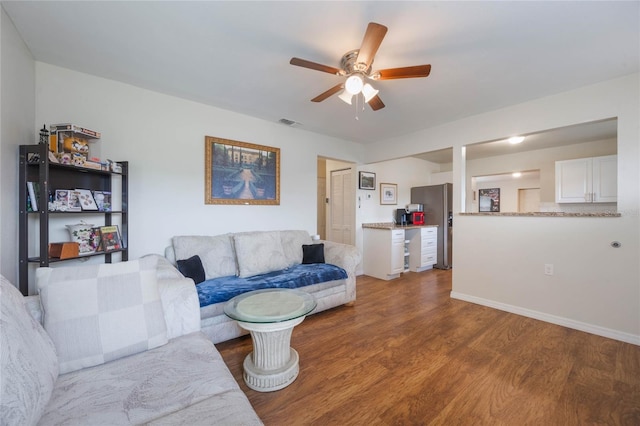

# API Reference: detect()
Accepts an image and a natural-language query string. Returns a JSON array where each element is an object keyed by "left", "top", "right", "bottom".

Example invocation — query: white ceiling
[{"left": 3, "top": 1, "right": 638, "bottom": 146}]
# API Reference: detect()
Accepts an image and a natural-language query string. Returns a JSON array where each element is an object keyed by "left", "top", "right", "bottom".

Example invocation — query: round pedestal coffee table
[{"left": 224, "top": 288, "right": 317, "bottom": 392}]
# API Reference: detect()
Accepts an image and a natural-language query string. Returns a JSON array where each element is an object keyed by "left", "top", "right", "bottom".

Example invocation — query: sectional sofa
[
  {"left": 0, "top": 259, "right": 263, "bottom": 425},
  {"left": 164, "top": 230, "right": 361, "bottom": 343}
]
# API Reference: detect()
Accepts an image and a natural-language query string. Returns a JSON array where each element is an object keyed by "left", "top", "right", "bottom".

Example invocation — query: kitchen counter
[
  {"left": 362, "top": 222, "right": 439, "bottom": 230},
  {"left": 459, "top": 212, "right": 621, "bottom": 217}
]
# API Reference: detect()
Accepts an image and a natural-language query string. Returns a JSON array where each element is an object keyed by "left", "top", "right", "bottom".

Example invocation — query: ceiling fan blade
[
  {"left": 290, "top": 57, "right": 341, "bottom": 75},
  {"left": 311, "top": 84, "right": 344, "bottom": 102},
  {"left": 356, "top": 22, "right": 388, "bottom": 69},
  {"left": 368, "top": 95, "right": 385, "bottom": 111},
  {"left": 377, "top": 65, "right": 432, "bottom": 80}
]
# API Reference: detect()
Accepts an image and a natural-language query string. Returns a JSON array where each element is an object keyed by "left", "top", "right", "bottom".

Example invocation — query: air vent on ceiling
[{"left": 278, "top": 118, "right": 300, "bottom": 127}]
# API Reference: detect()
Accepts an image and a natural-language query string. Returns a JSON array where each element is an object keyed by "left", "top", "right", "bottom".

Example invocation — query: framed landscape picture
[
  {"left": 359, "top": 171, "right": 375, "bottom": 190},
  {"left": 380, "top": 183, "right": 397, "bottom": 205},
  {"left": 479, "top": 188, "right": 501, "bottom": 212},
  {"left": 205, "top": 136, "right": 280, "bottom": 205}
]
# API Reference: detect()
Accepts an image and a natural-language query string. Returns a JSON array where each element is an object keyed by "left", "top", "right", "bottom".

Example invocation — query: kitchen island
[{"left": 362, "top": 223, "right": 438, "bottom": 280}]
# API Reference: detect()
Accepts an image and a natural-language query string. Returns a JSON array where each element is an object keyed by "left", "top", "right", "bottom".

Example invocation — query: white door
[{"left": 329, "top": 168, "right": 354, "bottom": 245}]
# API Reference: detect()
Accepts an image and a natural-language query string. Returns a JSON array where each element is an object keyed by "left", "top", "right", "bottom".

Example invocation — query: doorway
[
  {"left": 518, "top": 188, "right": 540, "bottom": 212},
  {"left": 317, "top": 157, "right": 355, "bottom": 245}
]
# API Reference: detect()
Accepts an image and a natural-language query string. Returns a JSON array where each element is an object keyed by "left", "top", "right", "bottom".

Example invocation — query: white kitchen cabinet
[
  {"left": 407, "top": 226, "right": 438, "bottom": 272},
  {"left": 555, "top": 155, "right": 617, "bottom": 203},
  {"left": 363, "top": 228, "right": 405, "bottom": 280}
]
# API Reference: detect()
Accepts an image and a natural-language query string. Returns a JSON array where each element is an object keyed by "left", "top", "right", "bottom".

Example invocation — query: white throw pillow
[
  {"left": 36, "top": 257, "right": 167, "bottom": 374},
  {"left": 234, "top": 232, "right": 289, "bottom": 278},
  {"left": 279, "top": 230, "right": 313, "bottom": 266},
  {"left": 0, "top": 275, "right": 59, "bottom": 425},
  {"left": 172, "top": 235, "right": 237, "bottom": 279}
]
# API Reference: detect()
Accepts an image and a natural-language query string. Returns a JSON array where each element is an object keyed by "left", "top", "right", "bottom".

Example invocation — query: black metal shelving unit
[{"left": 18, "top": 143, "right": 128, "bottom": 295}]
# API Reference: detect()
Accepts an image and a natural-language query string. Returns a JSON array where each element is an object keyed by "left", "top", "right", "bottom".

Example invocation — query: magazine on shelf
[
  {"left": 89, "top": 227, "right": 102, "bottom": 252},
  {"left": 75, "top": 189, "right": 98, "bottom": 211},
  {"left": 99, "top": 225, "right": 122, "bottom": 251}
]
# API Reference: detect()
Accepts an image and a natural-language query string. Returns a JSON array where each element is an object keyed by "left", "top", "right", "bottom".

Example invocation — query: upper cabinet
[{"left": 555, "top": 155, "right": 617, "bottom": 203}]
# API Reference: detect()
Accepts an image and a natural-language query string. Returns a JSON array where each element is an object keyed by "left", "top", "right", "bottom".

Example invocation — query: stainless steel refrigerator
[{"left": 411, "top": 183, "right": 453, "bottom": 269}]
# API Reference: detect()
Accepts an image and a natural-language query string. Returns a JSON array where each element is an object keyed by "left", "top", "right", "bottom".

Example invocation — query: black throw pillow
[
  {"left": 176, "top": 255, "right": 205, "bottom": 284},
  {"left": 302, "top": 243, "right": 325, "bottom": 264}
]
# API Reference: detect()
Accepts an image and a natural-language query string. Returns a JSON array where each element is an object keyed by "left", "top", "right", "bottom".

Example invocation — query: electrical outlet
[{"left": 544, "top": 264, "right": 554, "bottom": 276}]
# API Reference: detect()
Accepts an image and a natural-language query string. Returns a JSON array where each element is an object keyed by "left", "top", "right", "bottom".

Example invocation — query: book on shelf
[
  {"left": 99, "top": 225, "right": 122, "bottom": 251},
  {"left": 27, "top": 182, "right": 39, "bottom": 211}
]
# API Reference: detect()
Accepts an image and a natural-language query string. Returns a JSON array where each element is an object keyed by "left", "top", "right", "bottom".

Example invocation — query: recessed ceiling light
[
  {"left": 508, "top": 136, "right": 525, "bottom": 144},
  {"left": 512, "top": 172, "right": 522, "bottom": 178}
]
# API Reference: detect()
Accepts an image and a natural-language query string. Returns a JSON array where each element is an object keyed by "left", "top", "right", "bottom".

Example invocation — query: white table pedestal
[{"left": 238, "top": 316, "right": 305, "bottom": 392}]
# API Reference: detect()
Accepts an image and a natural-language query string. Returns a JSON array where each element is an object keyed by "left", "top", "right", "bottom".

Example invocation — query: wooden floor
[{"left": 216, "top": 270, "right": 640, "bottom": 425}]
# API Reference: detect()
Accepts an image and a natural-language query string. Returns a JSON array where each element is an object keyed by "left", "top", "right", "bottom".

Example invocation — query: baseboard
[{"left": 450, "top": 291, "right": 640, "bottom": 346}]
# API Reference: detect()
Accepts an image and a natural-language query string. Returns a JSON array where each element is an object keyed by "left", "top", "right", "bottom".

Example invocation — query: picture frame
[
  {"left": 67, "top": 190, "right": 82, "bottom": 212},
  {"left": 380, "top": 183, "right": 398, "bottom": 205},
  {"left": 92, "top": 190, "right": 112, "bottom": 212},
  {"left": 359, "top": 171, "right": 376, "bottom": 190},
  {"left": 75, "top": 189, "right": 98, "bottom": 211},
  {"left": 205, "top": 136, "right": 280, "bottom": 205},
  {"left": 479, "top": 188, "right": 501, "bottom": 212}
]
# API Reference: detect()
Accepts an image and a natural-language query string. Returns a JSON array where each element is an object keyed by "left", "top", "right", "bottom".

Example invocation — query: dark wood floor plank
[{"left": 216, "top": 269, "right": 640, "bottom": 425}]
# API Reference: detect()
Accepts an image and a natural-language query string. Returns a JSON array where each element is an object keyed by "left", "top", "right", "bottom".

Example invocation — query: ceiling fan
[{"left": 289, "top": 22, "right": 431, "bottom": 111}]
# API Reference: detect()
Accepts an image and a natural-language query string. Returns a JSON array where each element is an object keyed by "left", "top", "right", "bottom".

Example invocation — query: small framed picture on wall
[
  {"left": 479, "top": 188, "right": 500, "bottom": 212},
  {"left": 380, "top": 183, "right": 397, "bottom": 205},
  {"left": 359, "top": 171, "right": 375, "bottom": 190}
]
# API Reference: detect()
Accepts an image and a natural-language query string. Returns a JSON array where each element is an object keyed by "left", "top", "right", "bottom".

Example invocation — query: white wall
[
  {"left": 0, "top": 7, "right": 35, "bottom": 284},
  {"left": 473, "top": 175, "right": 540, "bottom": 213},
  {"left": 4, "top": 63, "right": 364, "bottom": 288},
  {"left": 365, "top": 74, "right": 640, "bottom": 344}
]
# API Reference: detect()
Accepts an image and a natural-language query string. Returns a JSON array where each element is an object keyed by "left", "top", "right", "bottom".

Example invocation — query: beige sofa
[
  {"left": 165, "top": 230, "right": 360, "bottom": 343},
  {"left": 0, "top": 259, "right": 262, "bottom": 426}
]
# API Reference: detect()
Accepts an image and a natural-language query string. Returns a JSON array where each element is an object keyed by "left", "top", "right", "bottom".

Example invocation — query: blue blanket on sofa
[{"left": 196, "top": 263, "right": 348, "bottom": 308}]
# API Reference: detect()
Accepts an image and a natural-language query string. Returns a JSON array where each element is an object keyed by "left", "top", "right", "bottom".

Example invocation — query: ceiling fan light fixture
[
  {"left": 362, "top": 83, "right": 379, "bottom": 103},
  {"left": 345, "top": 74, "right": 364, "bottom": 95},
  {"left": 338, "top": 90, "right": 353, "bottom": 105}
]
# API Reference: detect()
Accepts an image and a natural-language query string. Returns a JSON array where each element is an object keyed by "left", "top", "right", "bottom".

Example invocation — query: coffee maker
[
  {"left": 396, "top": 204, "right": 424, "bottom": 226},
  {"left": 395, "top": 208, "right": 410, "bottom": 226}
]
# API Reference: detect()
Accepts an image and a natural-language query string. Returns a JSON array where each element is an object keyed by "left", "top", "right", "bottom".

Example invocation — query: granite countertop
[
  {"left": 362, "top": 222, "right": 439, "bottom": 230},
  {"left": 459, "top": 212, "right": 621, "bottom": 217}
]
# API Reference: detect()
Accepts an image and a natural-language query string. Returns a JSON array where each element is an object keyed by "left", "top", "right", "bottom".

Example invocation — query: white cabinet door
[
  {"left": 390, "top": 230, "right": 405, "bottom": 274},
  {"left": 592, "top": 155, "right": 617, "bottom": 202},
  {"left": 555, "top": 155, "right": 617, "bottom": 203},
  {"left": 363, "top": 228, "right": 405, "bottom": 280},
  {"left": 555, "top": 158, "right": 591, "bottom": 203}
]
